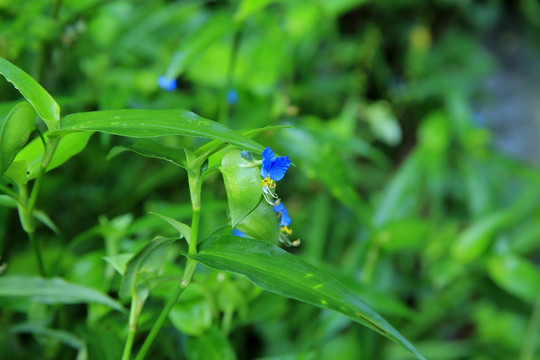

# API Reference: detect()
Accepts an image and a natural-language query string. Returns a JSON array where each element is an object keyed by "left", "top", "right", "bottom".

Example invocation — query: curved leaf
[
  {"left": 14, "top": 132, "right": 93, "bottom": 181},
  {"left": 0, "top": 102, "right": 35, "bottom": 176},
  {"left": 0, "top": 275, "right": 124, "bottom": 312},
  {"left": 220, "top": 148, "right": 261, "bottom": 227},
  {"left": 0, "top": 57, "right": 60, "bottom": 130},
  {"left": 183, "top": 236, "right": 425, "bottom": 360},
  {"left": 235, "top": 201, "right": 279, "bottom": 245},
  {"left": 56, "top": 109, "right": 265, "bottom": 153}
]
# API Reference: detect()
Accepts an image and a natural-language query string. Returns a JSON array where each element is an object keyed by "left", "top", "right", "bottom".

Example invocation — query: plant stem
[
  {"left": 134, "top": 169, "right": 202, "bottom": 360},
  {"left": 28, "top": 231, "right": 46, "bottom": 277},
  {"left": 122, "top": 292, "right": 140, "bottom": 360}
]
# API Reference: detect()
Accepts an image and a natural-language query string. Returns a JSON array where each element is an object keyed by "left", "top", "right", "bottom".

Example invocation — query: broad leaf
[
  {"left": 0, "top": 57, "right": 60, "bottom": 130},
  {"left": 107, "top": 139, "right": 188, "bottom": 171},
  {"left": 0, "top": 275, "right": 124, "bottom": 312},
  {"left": 183, "top": 236, "right": 425, "bottom": 360},
  {"left": 14, "top": 132, "right": 93, "bottom": 181},
  {"left": 119, "top": 237, "right": 178, "bottom": 299},
  {"left": 220, "top": 148, "right": 261, "bottom": 227},
  {"left": 235, "top": 201, "right": 279, "bottom": 245},
  {"left": 56, "top": 109, "right": 265, "bottom": 153},
  {"left": 0, "top": 102, "right": 35, "bottom": 176},
  {"left": 487, "top": 254, "right": 540, "bottom": 304}
]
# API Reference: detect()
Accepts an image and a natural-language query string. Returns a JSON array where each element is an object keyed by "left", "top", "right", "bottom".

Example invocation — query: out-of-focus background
[{"left": 1, "top": 1, "right": 540, "bottom": 359}]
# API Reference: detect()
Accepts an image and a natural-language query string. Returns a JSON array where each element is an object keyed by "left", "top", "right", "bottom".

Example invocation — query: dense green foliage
[{"left": 1, "top": 0, "right": 540, "bottom": 359}]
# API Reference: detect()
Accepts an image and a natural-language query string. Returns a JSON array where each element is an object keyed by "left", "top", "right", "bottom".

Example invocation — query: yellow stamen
[
  {"left": 280, "top": 226, "right": 293, "bottom": 235},
  {"left": 262, "top": 176, "right": 276, "bottom": 188}
]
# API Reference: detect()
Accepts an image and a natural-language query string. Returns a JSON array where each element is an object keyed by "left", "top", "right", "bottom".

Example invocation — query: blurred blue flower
[
  {"left": 158, "top": 76, "right": 177, "bottom": 91},
  {"left": 273, "top": 203, "right": 291, "bottom": 227},
  {"left": 260, "top": 147, "right": 290, "bottom": 182},
  {"left": 232, "top": 228, "right": 249, "bottom": 238},
  {"left": 226, "top": 89, "right": 238, "bottom": 105}
]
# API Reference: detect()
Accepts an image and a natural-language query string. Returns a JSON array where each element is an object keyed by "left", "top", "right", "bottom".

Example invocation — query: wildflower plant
[{"left": 0, "top": 57, "right": 425, "bottom": 360}]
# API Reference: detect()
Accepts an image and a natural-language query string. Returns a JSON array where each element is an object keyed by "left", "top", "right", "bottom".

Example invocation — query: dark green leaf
[
  {"left": 107, "top": 139, "right": 188, "bottom": 170},
  {"left": 0, "top": 57, "right": 60, "bottom": 130},
  {"left": 119, "top": 237, "right": 178, "bottom": 299},
  {"left": 0, "top": 102, "right": 35, "bottom": 176},
  {"left": 0, "top": 276, "right": 124, "bottom": 312},
  {"left": 56, "top": 109, "right": 265, "bottom": 153},
  {"left": 220, "top": 148, "right": 261, "bottom": 227},
  {"left": 183, "top": 236, "right": 425, "bottom": 360},
  {"left": 184, "top": 327, "right": 237, "bottom": 360}
]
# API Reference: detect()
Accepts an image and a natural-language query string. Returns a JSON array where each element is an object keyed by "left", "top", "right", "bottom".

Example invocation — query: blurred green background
[{"left": 1, "top": 0, "right": 540, "bottom": 359}]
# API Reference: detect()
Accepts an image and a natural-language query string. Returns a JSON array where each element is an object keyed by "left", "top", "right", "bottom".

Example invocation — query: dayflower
[
  {"left": 260, "top": 147, "right": 290, "bottom": 182},
  {"left": 273, "top": 203, "right": 300, "bottom": 247},
  {"left": 260, "top": 147, "right": 290, "bottom": 205},
  {"left": 158, "top": 75, "right": 177, "bottom": 91}
]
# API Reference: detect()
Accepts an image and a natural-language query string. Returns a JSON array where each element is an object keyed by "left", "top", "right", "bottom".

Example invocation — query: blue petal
[
  {"left": 158, "top": 76, "right": 177, "bottom": 91},
  {"left": 268, "top": 156, "right": 290, "bottom": 181},
  {"left": 260, "top": 147, "right": 290, "bottom": 181},
  {"left": 232, "top": 228, "right": 249, "bottom": 238},
  {"left": 273, "top": 203, "right": 292, "bottom": 226}
]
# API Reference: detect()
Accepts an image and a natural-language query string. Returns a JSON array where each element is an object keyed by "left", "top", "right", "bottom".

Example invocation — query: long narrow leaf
[
  {"left": 0, "top": 57, "right": 60, "bottom": 130},
  {"left": 183, "top": 236, "right": 425, "bottom": 360},
  {"left": 56, "top": 109, "right": 265, "bottom": 153}
]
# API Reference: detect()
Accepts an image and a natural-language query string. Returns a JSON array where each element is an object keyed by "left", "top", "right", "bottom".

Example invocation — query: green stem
[
  {"left": 28, "top": 231, "right": 46, "bottom": 277},
  {"left": 134, "top": 170, "right": 202, "bottom": 360},
  {"left": 122, "top": 292, "right": 140, "bottom": 360},
  {"left": 520, "top": 291, "right": 540, "bottom": 360}
]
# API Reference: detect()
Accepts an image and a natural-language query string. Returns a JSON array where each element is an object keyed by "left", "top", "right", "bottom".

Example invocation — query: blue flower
[
  {"left": 226, "top": 89, "right": 238, "bottom": 105},
  {"left": 232, "top": 228, "right": 249, "bottom": 238},
  {"left": 273, "top": 203, "right": 291, "bottom": 227},
  {"left": 158, "top": 76, "right": 177, "bottom": 91},
  {"left": 260, "top": 147, "right": 290, "bottom": 182}
]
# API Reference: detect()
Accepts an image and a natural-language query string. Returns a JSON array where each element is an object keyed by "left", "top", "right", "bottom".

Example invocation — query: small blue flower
[
  {"left": 232, "top": 228, "right": 249, "bottom": 238},
  {"left": 226, "top": 89, "right": 238, "bottom": 105},
  {"left": 260, "top": 147, "right": 290, "bottom": 182},
  {"left": 158, "top": 75, "right": 177, "bottom": 91},
  {"left": 273, "top": 203, "right": 291, "bottom": 227}
]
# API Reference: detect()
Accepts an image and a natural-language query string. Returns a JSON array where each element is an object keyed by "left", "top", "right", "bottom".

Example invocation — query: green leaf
[
  {"left": 103, "top": 253, "right": 134, "bottom": 275},
  {"left": 184, "top": 327, "right": 237, "bottom": 360},
  {"left": 107, "top": 139, "right": 188, "bottom": 171},
  {"left": 220, "top": 148, "right": 261, "bottom": 227},
  {"left": 182, "top": 236, "right": 425, "bottom": 360},
  {"left": 0, "top": 57, "right": 60, "bottom": 130},
  {"left": 151, "top": 212, "right": 191, "bottom": 244},
  {"left": 0, "top": 275, "right": 124, "bottom": 312},
  {"left": 14, "top": 132, "right": 93, "bottom": 181},
  {"left": 119, "top": 237, "right": 178, "bottom": 299},
  {"left": 56, "top": 109, "right": 265, "bottom": 153},
  {"left": 169, "top": 284, "right": 213, "bottom": 336},
  {"left": 0, "top": 102, "right": 35, "bottom": 176},
  {"left": 487, "top": 254, "right": 540, "bottom": 304},
  {"left": 235, "top": 0, "right": 280, "bottom": 22},
  {"left": 10, "top": 322, "right": 84, "bottom": 350},
  {"left": 235, "top": 201, "right": 279, "bottom": 245}
]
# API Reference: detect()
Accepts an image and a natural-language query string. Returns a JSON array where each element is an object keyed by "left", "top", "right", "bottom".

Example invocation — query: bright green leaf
[
  {"left": 103, "top": 253, "right": 134, "bottom": 275},
  {"left": 487, "top": 254, "right": 540, "bottom": 304},
  {"left": 235, "top": 201, "right": 279, "bottom": 245},
  {"left": 14, "top": 132, "right": 93, "bottom": 181},
  {"left": 182, "top": 236, "right": 425, "bottom": 360},
  {"left": 56, "top": 109, "right": 265, "bottom": 153},
  {"left": 169, "top": 284, "right": 213, "bottom": 336},
  {"left": 0, "top": 57, "right": 60, "bottom": 130},
  {"left": 220, "top": 148, "right": 261, "bottom": 227},
  {"left": 0, "top": 102, "right": 35, "bottom": 176},
  {"left": 151, "top": 212, "right": 191, "bottom": 244},
  {"left": 0, "top": 276, "right": 124, "bottom": 312}
]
